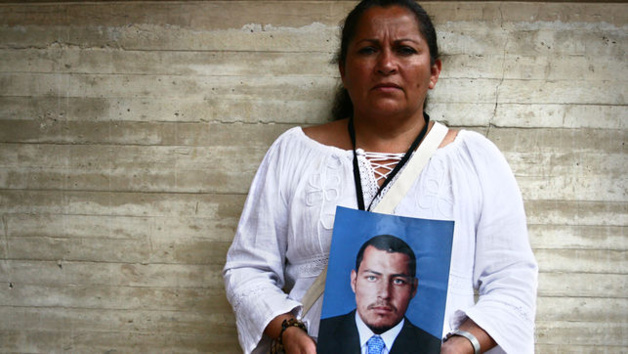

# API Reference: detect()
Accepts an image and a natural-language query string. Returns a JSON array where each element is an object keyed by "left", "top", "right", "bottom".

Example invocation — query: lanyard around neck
[{"left": 349, "top": 114, "right": 430, "bottom": 211}]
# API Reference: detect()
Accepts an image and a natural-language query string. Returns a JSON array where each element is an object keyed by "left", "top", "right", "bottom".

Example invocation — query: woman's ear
[
  {"left": 339, "top": 60, "right": 346, "bottom": 85},
  {"left": 429, "top": 58, "right": 442, "bottom": 90}
]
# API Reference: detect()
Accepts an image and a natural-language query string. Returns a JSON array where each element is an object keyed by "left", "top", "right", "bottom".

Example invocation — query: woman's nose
[{"left": 376, "top": 49, "right": 397, "bottom": 75}]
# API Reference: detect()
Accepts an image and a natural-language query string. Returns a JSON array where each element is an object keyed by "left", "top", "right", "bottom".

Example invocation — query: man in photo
[{"left": 318, "top": 235, "right": 441, "bottom": 353}]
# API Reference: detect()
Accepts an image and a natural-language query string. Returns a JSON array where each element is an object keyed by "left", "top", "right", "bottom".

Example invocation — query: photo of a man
[{"left": 318, "top": 235, "right": 441, "bottom": 353}]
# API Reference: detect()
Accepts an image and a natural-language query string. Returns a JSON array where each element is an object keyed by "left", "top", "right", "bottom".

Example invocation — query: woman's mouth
[{"left": 372, "top": 83, "right": 402, "bottom": 92}]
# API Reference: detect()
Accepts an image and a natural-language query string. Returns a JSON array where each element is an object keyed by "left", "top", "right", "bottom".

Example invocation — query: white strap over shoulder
[
  {"left": 301, "top": 121, "right": 449, "bottom": 316},
  {"left": 301, "top": 265, "right": 327, "bottom": 316},
  {"left": 373, "top": 121, "right": 448, "bottom": 214}
]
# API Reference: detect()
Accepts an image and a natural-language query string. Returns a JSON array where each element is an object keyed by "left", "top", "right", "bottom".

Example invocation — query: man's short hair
[{"left": 355, "top": 235, "right": 417, "bottom": 278}]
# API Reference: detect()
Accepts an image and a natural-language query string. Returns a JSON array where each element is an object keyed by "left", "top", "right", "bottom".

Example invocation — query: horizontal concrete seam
[
  {"left": 1, "top": 261, "right": 227, "bottom": 266},
  {"left": 0, "top": 45, "right": 334, "bottom": 54},
  {"left": 4, "top": 188, "right": 627, "bottom": 202},
  {"left": 0, "top": 304, "right": 231, "bottom": 314},
  {"left": 2, "top": 95, "right": 625, "bottom": 105},
  {"left": 6, "top": 72, "right": 627, "bottom": 82},
  {"left": 536, "top": 295, "right": 628, "bottom": 300},
  {"left": 0, "top": 71, "right": 339, "bottom": 78},
  {"left": 0, "top": 71, "right": 338, "bottom": 79},
  {"left": 2, "top": 259, "right": 225, "bottom": 265},
  {"left": 0, "top": 187, "right": 248, "bottom": 196},
  {"left": 534, "top": 247, "right": 627, "bottom": 251},
  {"left": 538, "top": 270, "right": 628, "bottom": 275},
  {"left": 2, "top": 120, "right": 625, "bottom": 128},
  {"left": 527, "top": 223, "right": 627, "bottom": 227},
  {"left": 3, "top": 282, "right": 222, "bottom": 290}
]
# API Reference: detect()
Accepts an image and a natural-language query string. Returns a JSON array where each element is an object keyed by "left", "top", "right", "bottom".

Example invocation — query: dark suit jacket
[{"left": 317, "top": 310, "right": 441, "bottom": 354}]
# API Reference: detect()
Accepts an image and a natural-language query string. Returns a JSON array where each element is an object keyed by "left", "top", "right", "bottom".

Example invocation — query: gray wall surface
[{"left": 0, "top": 1, "right": 626, "bottom": 352}]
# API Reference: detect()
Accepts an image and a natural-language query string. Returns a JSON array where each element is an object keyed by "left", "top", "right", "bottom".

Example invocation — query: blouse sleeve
[
  {"left": 223, "top": 131, "right": 302, "bottom": 353},
  {"left": 457, "top": 133, "right": 538, "bottom": 353}
]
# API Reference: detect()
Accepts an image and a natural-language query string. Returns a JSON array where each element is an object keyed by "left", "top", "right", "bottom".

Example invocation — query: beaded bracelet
[
  {"left": 270, "top": 318, "right": 308, "bottom": 354},
  {"left": 279, "top": 318, "right": 307, "bottom": 344}
]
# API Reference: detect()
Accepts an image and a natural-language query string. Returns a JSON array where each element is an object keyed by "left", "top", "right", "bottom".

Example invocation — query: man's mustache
[{"left": 367, "top": 301, "right": 398, "bottom": 313}]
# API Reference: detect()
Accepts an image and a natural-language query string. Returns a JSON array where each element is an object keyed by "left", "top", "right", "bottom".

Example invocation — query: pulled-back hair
[{"left": 331, "top": 0, "right": 439, "bottom": 120}]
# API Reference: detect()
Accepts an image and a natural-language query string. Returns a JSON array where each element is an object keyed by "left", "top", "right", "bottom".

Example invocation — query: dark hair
[
  {"left": 331, "top": 0, "right": 440, "bottom": 120},
  {"left": 355, "top": 235, "right": 417, "bottom": 278}
]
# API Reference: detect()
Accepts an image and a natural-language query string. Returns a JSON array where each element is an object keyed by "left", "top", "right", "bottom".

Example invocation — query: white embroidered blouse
[{"left": 223, "top": 125, "right": 538, "bottom": 354}]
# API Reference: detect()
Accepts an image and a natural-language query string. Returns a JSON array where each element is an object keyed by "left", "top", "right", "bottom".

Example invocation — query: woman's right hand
[
  {"left": 281, "top": 326, "right": 316, "bottom": 354},
  {"left": 265, "top": 314, "right": 316, "bottom": 354}
]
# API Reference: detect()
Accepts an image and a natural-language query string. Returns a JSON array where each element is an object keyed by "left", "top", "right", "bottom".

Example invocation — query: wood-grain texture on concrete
[{"left": 0, "top": 1, "right": 626, "bottom": 352}]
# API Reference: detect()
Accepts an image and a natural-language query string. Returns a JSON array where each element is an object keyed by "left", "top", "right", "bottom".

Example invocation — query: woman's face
[{"left": 340, "top": 6, "right": 441, "bottom": 121}]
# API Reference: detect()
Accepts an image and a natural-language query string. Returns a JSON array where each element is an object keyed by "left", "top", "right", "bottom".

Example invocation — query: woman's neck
[{"left": 351, "top": 111, "right": 428, "bottom": 153}]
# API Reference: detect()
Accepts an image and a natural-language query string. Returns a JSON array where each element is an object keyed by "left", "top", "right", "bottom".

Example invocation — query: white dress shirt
[{"left": 355, "top": 311, "right": 404, "bottom": 354}]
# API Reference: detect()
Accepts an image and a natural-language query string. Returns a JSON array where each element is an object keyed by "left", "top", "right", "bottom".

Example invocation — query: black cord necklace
[{"left": 349, "top": 113, "right": 430, "bottom": 211}]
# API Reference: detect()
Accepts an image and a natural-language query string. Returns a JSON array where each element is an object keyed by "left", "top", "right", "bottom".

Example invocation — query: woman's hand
[
  {"left": 440, "top": 319, "right": 496, "bottom": 354},
  {"left": 265, "top": 313, "right": 316, "bottom": 354},
  {"left": 281, "top": 326, "right": 316, "bottom": 354},
  {"left": 440, "top": 335, "right": 475, "bottom": 354}
]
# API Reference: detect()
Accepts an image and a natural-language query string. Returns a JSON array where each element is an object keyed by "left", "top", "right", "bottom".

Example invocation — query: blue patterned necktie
[{"left": 367, "top": 335, "right": 385, "bottom": 354}]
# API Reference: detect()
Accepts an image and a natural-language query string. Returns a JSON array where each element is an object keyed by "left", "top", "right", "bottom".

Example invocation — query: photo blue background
[{"left": 321, "top": 206, "right": 454, "bottom": 339}]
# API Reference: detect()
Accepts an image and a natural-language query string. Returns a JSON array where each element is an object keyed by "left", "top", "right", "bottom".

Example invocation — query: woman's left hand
[
  {"left": 441, "top": 319, "right": 497, "bottom": 354},
  {"left": 441, "top": 335, "right": 475, "bottom": 354}
]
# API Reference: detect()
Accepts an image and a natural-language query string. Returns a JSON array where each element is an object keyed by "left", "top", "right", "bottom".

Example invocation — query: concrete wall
[{"left": 0, "top": 1, "right": 626, "bottom": 352}]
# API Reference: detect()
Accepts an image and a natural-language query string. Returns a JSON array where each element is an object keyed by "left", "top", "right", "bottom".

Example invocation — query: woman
[{"left": 223, "top": 1, "right": 537, "bottom": 353}]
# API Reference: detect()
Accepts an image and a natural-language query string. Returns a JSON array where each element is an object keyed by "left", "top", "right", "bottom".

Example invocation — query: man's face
[{"left": 351, "top": 245, "right": 418, "bottom": 334}]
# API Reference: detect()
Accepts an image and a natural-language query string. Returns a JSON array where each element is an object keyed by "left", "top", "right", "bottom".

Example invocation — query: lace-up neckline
[{"left": 363, "top": 151, "right": 405, "bottom": 184}]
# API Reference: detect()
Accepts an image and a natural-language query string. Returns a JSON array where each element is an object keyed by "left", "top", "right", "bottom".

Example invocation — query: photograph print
[{"left": 317, "top": 206, "right": 454, "bottom": 354}]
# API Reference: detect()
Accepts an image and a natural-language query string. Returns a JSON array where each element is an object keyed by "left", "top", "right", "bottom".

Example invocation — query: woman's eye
[
  {"left": 358, "top": 46, "right": 377, "bottom": 55},
  {"left": 397, "top": 46, "right": 417, "bottom": 55}
]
